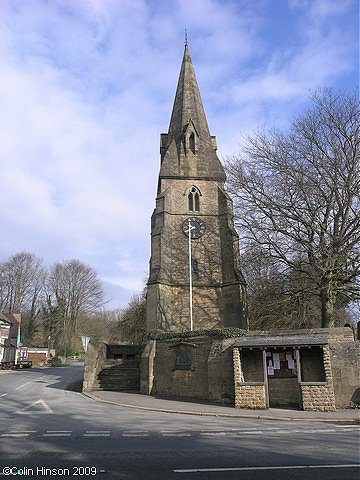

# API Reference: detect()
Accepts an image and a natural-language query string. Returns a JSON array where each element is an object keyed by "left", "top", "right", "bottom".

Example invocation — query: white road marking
[
  {"left": 174, "top": 464, "right": 360, "bottom": 473},
  {"left": 123, "top": 430, "right": 149, "bottom": 434},
  {"left": 43, "top": 432, "right": 72, "bottom": 437},
  {"left": 230, "top": 428, "right": 355, "bottom": 436},
  {"left": 0, "top": 393, "right": 8, "bottom": 397},
  {"left": 85, "top": 430, "right": 111, "bottom": 433},
  {"left": 43, "top": 430, "right": 73, "bottom": 435},
  {"left": 163, "top": 433, "right": 191, "bottom": 437},
  {"left": 83, "top": 430, "right": 111, "bottom": 437},
  {"left": 122, "top": 433, "right": 149, "bottom": 437},
  {"left": 13, "top": 399, "right": 54, "bottom": 415},
  {"left": 304, "top": 429, "right": 337, "bottom": 434},
  {"left": 1, "top": 433, "right": 31, "bottom": 437},
  {"left": 233, "top": 430, "right": 264, "bottom": 435},
  {"left": 15, "top": 382, "right": 31, "bottom": 390},
  {"left": 200, "top": 429, "right": 226, "bottom": 432},
  {"left": 161, "top": 430, "right": 185, "bottom": 434},
  {"left": 200, "top": 432, "right": 226, "bottom": 436},
  {"left": 334, "top": 425, "right": 360, "bottom": 429},
  {"left": 7, "top": 430, "right": 37, "bottom": 433}
]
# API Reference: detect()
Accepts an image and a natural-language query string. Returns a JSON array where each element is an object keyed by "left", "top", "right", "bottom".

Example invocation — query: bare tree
[
  {"left": 46, "top": 259, "right": 105, "bottom": 353},
  {"left": 0, "top": 252, "right": 46, "bottom": 341},
  {"left": 241, "top": 244, "right": 349, "bottom": 331},
  {"left": 110, "top": 293, "right": 146, "bottom": 345},
  {"left": 226, "top": 89, "right": 359, "bottom": 328}
]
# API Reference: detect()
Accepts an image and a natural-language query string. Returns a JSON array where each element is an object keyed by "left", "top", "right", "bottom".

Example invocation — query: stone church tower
[{"left": 146, "top": 44, "right": 247, "bottom": 332}]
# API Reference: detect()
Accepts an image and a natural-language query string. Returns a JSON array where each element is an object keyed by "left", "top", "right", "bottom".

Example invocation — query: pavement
[{"left": 84, "top": 390, "right": 360, "bottom": 424}]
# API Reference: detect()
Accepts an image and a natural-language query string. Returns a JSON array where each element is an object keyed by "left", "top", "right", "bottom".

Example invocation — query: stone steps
[
  {"left": 94, "top": 363, "right": 140, "bottom": 391},
  {"left": 93, "top": 380, "right": 140, "bottom": 391}
]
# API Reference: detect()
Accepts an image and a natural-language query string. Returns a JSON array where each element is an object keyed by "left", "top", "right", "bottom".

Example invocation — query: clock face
[{"left": 182, "top": 217, "right": 205, "bottom": 239}]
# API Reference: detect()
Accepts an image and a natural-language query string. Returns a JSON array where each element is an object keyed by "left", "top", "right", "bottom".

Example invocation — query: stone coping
[
  {"left": 300, "top": 382, "right": 329, "bottom": 386},
  {"left": 235, "top": 337, "right": 328, "bottom": 348},
  {"left": 237, "top": 382, "right": 265, "bottom": 386}
]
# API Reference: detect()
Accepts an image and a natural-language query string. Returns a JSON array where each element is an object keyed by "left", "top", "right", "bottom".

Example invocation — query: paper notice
[
  {"left": 267, "top": 366, "right": 275, "bottom": 376},
  {"left": 273, "top": 353, "right": 280, "bottom": 369},
  {"left": 287, "top": 358, "right": 295, "bottom": 369}
]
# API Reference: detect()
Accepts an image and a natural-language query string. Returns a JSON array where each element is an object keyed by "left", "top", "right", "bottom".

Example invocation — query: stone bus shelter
[
  {"left": 233, "top": 328, "right": 359, "bottom": 411},
  {"left": 234, "top": 332, "right": 336, "bottom": 411}
]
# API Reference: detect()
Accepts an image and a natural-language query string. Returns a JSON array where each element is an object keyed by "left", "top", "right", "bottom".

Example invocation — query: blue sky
[{"left": 0, "top": 0, "right": 358, "bottom": 310}]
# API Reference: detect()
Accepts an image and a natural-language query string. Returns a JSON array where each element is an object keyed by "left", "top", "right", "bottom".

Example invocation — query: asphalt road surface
[{"left": 0, "top": 364, "right": 359, "bottom": 479}]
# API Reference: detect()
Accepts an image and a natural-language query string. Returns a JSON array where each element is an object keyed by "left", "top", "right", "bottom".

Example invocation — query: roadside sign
[
  {"left": 19, "top": 346, "right": 28, "bottom": 359},
  {"left": 0, "top": 325, "right": 10, "bottom": 339},
  {"left": 81, "top": 336, "right": 90, "bottom": 353}
]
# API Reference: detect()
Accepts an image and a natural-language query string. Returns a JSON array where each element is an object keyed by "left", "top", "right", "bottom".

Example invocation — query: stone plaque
[{"left": 171, "top": 343, "right": 195, "bottom": 371}]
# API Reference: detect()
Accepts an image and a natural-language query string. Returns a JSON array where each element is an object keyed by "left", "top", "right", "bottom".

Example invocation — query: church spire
[
  {"left": 168, "top": 43, "right": 212, "bottom": 146},
  {"left": 159, "top": 43, "right": 226, "bottom": 181}
]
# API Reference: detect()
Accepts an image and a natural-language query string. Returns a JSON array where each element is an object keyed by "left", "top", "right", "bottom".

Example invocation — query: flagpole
[{"left": 188, "top": 220, "right": 194, "bottom": 331}]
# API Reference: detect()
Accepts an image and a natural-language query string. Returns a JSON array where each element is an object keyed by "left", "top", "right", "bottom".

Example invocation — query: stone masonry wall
[
  {"left": 153, "top": 339, "right": 211, "bottom": 399},
  {"left": 141, "top": 329, "right": 357, "bottom": 410},
  {"left": 140, "top": 340, "right": 156, "bottom": 395},
  {"left": 328, "top": 337, "right": 360, "bottom": 407},
  {"left": 149, "top": 337, "right": 238, "bottom": 404},
  {"left": 300, "top": 347, "right": 336, "bottom": 411},
  {"left": 268, "top": 378, "right": 299, "bottom": 407},
  {"left": 233, "top": 347, "right": 266, "bottom": 409},
  {"left": 207, "top": 338, "right": 237, "bottom": 404},
  {"left": 82, "top": 343, "right": 106, "bottom": 393},
  {"left": 156, "top": 283, "right": 223, "bottom": 332},
  {"left": 300, "top": 384, "right": 336, "bottom": 412},
  {"left": 147, "top": 176, "right": 246, "bottom": 332},
  {"left": 234, "top": 384, "right": 267, "bottom": 409}
]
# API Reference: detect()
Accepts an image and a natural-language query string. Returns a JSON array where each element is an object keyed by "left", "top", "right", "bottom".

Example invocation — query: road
[{"left": 0, "top": 364, "right": 359, "bottom": 479}]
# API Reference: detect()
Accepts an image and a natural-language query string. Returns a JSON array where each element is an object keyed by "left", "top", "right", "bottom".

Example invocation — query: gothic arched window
[
  {"left": 189, "top": 132, "right": 195, "bottom": 154},
  {"left": 188, "top": 186, "right": 201, "bottom": 212}
]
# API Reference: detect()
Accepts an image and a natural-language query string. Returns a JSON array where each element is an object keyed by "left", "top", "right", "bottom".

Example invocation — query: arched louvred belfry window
[
  {"left": 188, "top": 186, "right": 201, "bottom": 212},
  {"left": 189, "top": 132, "right": 195, "bottom": 154},
  {"left": 194, "top": 193, "right": 200, "bottom": 211},
  {"left": 188, "top": 193, "right": 194, "bottom": 211}
]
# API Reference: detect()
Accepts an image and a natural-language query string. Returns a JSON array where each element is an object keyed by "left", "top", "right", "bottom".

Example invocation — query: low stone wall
[
  {"left": 142, "top": 337, "right": 237, "bottom": 404},
  {"left": 300, "top": 383, "right": 336, "bottom": 411},
  {"left": 140, "top": 340, "right": 156, "bottom": 395},
  {"left": 83, "top": 344, "right": 142, "bottom": 392},
  {"left": 235, "top": 383, "right": 266, "bottom": 409},
  {"left": 152, "top": 339, "right": 211, "bottom": 399},
  {"left": 137, "top": 328, "right": 358, "bottom": 411},
  {"left": 268, "top": 378, "right": 300, "bottom": 408},
  {"left": 82, "top": 343, "right": 106, "bottom": 392}
]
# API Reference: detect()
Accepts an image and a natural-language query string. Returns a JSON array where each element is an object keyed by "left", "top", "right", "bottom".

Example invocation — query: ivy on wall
[{"left": 148, "top": 328, "right": 247, "bottom": 341}]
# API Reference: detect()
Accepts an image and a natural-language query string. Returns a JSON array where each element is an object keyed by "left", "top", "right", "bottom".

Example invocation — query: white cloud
[
  {"left": 288, "top": 0, "right": 355, "bottom": 19},
  {"left": 0, "top": 0, "right": 357, "bottom": 309}
]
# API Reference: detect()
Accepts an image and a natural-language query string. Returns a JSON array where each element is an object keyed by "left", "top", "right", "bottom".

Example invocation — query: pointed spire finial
[{"left": 185, "top": 29, "right": 188, "bottom": 46}]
